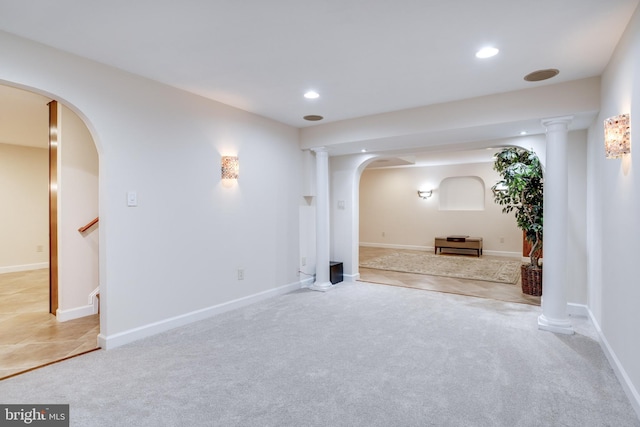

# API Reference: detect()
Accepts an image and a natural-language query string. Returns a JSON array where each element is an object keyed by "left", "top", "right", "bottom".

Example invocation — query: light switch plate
[{"left": 127, "top": 191, "right": 137, "bottom": 207}]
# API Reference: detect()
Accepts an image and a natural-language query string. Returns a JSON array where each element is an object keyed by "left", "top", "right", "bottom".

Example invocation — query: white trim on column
[{"left": 538, "top": 314, "right": 574, "bottom": 335}]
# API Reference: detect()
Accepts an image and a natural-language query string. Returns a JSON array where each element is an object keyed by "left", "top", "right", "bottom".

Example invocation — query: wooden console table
[{"left": 434, "top": 236, "right": 483, "bottom": 257}]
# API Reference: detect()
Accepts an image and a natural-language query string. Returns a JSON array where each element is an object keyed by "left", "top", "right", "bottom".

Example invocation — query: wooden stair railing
[{"left": 78, "top": 217, "right": 99, "bottom": 233}]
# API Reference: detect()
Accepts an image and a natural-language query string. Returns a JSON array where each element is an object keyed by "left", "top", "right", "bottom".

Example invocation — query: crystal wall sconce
[
  {"left": 604, "top": 114, "right": 631, "bottom": 159},
  {"left": 221, "top": 156, "right": 239, "bottom": 179}
]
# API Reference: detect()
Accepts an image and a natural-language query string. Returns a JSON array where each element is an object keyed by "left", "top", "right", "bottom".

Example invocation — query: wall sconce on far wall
[
  {"left": 604, "top": 113, "right": 631, "bottom": 159},
  {"left": 221, "top": 156, "right": 239, "bottom": 179},
  {"left": 417, "top": 190, "right": 432, "bottom": 199}
]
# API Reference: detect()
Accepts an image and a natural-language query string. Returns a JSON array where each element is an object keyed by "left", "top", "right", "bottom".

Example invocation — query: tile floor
[
  {"left": 358, "top": 246, "right": 541, "bottom": 306},
  {"left": 0, "top": 269, "right": 100, "bottom": 379}
]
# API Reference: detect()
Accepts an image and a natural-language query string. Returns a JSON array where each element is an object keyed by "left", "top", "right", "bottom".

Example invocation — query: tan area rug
[{"left": 360, "top": 251, "right": 522, "bottom": 284}]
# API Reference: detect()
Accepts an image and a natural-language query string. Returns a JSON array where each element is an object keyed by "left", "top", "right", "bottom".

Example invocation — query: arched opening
[
  {"left": 0, "top": 84, "right": 101, "bottom": 379},
  {"left": 348, "top": 150, "right": 540, "bottom": 306}
]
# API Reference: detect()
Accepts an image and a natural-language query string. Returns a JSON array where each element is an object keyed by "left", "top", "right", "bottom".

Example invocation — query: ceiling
[{"left": 0, "top": 0, "right": 638, "bottom": 161}]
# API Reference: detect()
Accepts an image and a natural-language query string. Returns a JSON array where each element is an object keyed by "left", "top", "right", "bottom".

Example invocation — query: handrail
[{"left": 78, "top": 217, "right": 99, "bottom": 233}]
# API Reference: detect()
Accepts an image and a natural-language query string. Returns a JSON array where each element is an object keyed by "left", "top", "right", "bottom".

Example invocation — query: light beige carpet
[
  {"left": 0, "top": 283, "right": 635, "bottom": 426},
  {"left": 360, "top": 251, "right": 522, "bottom": 284}
]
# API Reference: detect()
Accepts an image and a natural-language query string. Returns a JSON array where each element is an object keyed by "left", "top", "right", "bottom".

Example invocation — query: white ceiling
[{"left": 0, "top": 0, "right": 638, "bottom": 160}]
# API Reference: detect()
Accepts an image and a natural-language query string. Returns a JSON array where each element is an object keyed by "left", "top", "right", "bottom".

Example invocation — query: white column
[
  {"left": 538, "top": 116, "right": 574, "bottom": 335},
  {"left": 310, "top": 147, "right": 333, "bottom": 292}
]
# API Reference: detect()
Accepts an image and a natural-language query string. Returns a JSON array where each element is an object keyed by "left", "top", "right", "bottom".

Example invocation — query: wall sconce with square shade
[
  {"left": 221, "top": 156, "right": 239, "bottom": 179},
  {"left": 417, "top": 190, "right": 432, "bottom": 199},
  {"left": 604, "top": 114, "right": 630, "bottom": 159}
]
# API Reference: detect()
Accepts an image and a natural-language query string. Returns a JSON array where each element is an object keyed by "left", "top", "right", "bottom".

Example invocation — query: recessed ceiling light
[
  {"left": 524, "top": 69, "right": 559, "bottom": 82},
  {"left": 304, "top": 91, "right": 320, "bottom": 99},
  {"left": 303, "top": 115, "right": 323, "bottom": 121},
  {"left": 475, "top": 47, "right": 499, "bottom": 59},
  {"left": 520, "top": 131, "right": 528, "bottom": 135},
  {"left": 361, "top": 149, "right": 367, "bottom": 153}
]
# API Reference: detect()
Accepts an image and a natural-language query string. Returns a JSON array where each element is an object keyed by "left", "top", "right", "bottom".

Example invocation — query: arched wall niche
[{"left": 438, "top": 176, "right": 485, "bottom": 211}]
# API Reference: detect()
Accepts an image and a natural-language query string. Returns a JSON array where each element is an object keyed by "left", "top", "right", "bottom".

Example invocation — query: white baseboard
[
  {"left": 56, "top": 286, "right": 100, "bottom": 322},
  {"left": 360, "top": 242, "right": 429, "bottom": 251},
  {"left": 98, "top": 280, "right": 304, "bottom": 350},
  {"left": 301, "top": 275, "right": 359, "bottom": 287},
  {"left": 588, "top": 308, "right": 640, "bottom": 420},
  {"left": 299, "top": 276, "right": 314, "bottom": 287},
  {"left": 56, "top": 304, "right": 95, "bottom": 322},
  {"left": 343, "top": 273, "right": 360, "bottom": 282},
  {"left": 0, "top": 262, "right": 49, "bottom": 274},
  {"left": 567, "top": 302, "right": 589, "bottom": 317},
  {"left": 483, "top": 250, "right": 521, "bottom": 258},
  {"left": 359, "top": 242, "right": 520, "bottom": 258}
]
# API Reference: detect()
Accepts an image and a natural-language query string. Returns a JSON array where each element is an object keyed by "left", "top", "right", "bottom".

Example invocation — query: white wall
[
  {"left": 0, "top": 31, "right": 303, "bottom": 348},
  {"left": 0, "top": 143, "right": 48, "bottom": 272},
  {"left": 588, "top": 4, "right": 640, "bottom": 415},
  {"left": 359, "top": 162, "right": 522, "bottom": 256},
  {"left": 57, "top": 103, "right": 100, "bottom": 320}
]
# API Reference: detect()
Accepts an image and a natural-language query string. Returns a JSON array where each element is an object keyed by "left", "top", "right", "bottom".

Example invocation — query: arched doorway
[
  {"left": 330, "top": 149, "right": 542, "bottom": 306},
  {"left": 0, "top": 84, "right": 101, "bottom": 379}
]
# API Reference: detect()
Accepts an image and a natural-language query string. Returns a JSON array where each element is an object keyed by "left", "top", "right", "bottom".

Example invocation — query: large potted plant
[{"left": 491, "top": 147, "right": 543, "bottom": 296}]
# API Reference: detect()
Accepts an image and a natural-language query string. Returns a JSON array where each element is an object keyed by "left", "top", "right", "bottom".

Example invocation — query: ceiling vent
[{"left": 524, "top": 68, "right": 559, "bottom": 82}]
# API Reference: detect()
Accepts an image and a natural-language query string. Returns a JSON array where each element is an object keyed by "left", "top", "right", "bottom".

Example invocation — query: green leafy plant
[{"left": 492, "top": 147, "right": 543, "bottom": 269}]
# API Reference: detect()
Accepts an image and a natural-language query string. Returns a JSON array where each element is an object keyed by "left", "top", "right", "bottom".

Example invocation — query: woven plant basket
[{"left": 521, "top": 265, "right": 542, "bottom": 296}]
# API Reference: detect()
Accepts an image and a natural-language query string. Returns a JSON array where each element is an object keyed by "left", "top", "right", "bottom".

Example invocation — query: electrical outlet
[
  {"left": 237, "top": 268, "right": 244, "bottom": 280},
  {"left": 36, "top": 245, "right": 44, "bottom": 253},
  {"left": 500, "top": 237, "right": 505, "bottom": 243},
  {"left": 382, "top": 231, "right": 386, "bottom": 237},
  {"left": 301, "top": 257, "right": 306, "bottom": 266}
]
